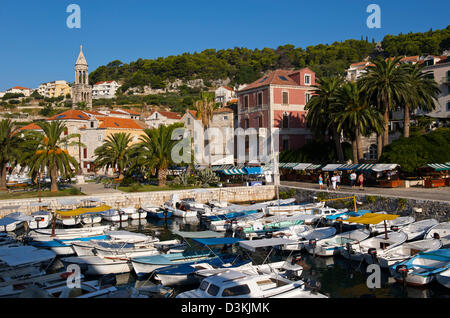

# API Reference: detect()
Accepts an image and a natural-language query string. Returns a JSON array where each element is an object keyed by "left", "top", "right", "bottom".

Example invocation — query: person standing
[
  {"left": 358, "top": 173, "right": 364, "bottom": 191},
  {"left": 331, "top": 174, "right": 337, "bottom": 191},
  {"left": 350, "top": 171, "right": 357, "bottom": 188},
  {"left": 336, "top": 173, "right": 341, "bottom": 190},
  {"left": 318, "top": 174, "right": 323, "bottom": 190},
  {"left": 325, "top": 173, "right": 331, "bottom": 191}
]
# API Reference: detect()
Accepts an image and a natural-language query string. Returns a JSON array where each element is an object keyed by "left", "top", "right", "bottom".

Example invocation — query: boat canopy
[
  {"left": 279, "top": 163, "right": 300, "bottom": 169},
  {"left": 172, "top": 230, "right": 224, "bottom": 239},
  {"left": 192, "top": 237, "right": 244, "bottom": 246},
  {"left": 221, "top": 168, "right": 247, "bottom": 175},
  {"left": 337, "top": 164, "right": 359, "bottom": 171},
  {"left": 355, "top": 163, "right": 376, "bottom": 171},
  {"left": 345, "top": 213, "right": 399, "bottom": 225},
  {"left": 239, "top": 238, "right": 297, "bottom": 252},
  {"left": 56, "top": 204, "right": 112, "bottom": 217}
]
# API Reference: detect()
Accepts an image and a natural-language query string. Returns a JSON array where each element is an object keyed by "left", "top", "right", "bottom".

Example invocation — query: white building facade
[{"left": 92, "top": 81, "right": 121, "bottom": 99}]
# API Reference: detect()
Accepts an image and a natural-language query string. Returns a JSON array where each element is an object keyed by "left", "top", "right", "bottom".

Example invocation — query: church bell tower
[{"left": 72, "top": 45, "right": 92, "bottom": 109}]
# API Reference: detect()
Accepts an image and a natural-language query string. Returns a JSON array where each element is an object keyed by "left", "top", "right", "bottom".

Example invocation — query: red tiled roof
[
  {"left": 19, "top": 123, "right": 42, "bottom": 131},
  {"left": 240, "top": 69, "right": 308, "bottom": 91},
  {"left": 149, "top": 110, "right": 181, "bottom": 120},
  {"left": 47, "top": 110, "right": 91, "bottom": 121},
  {"left": 223, "top": 86, "right": 234, "bottom": 91},
  {"left": 11, "top": 86, "right": 30, "bottom": 90},
  {"left": 97, "top": 117, "right": 146, "bottom": 130},
  {"left": 94, "top": 81, "right": 115, "bottom": 85},
  {"left": 187, "top": 110, "right": 198, "bottom": 118}
]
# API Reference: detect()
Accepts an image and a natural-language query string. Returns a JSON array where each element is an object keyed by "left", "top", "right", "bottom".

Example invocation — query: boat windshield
[
  {"left": 221, "top": 284, "right": 251, "bottom": 297},
  {"left": 199, "top": 280, "right": 209, "bottom": 291},
  {"left": 207, "top": 284, "right": 220, "bottom": 296}
]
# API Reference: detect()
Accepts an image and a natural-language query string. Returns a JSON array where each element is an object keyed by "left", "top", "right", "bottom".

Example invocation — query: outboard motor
[
  {"left": 368, "top": 248, "right": 378, "bottom": 264},
  {"left": 100, "top": 274, "right": 117, "bottom": 288},
  {"left": 309, "top": 239, "right": 317, "bottom": 257},
  {"left": 396, "top": 264, "right": 409, "bottom": 290}
]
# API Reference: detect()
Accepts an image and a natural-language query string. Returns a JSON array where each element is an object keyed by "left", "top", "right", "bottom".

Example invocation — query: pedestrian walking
[
  {"left": 331, "top": 174, "right": 337, "bottom": 191},
  {"left": 350, "top": 171, "right": 357, "bottom": 188},
  {"left": 325, "top": 173, "right": 331, "bottom": 191},
  {"left": 336, "top": 173, "right": 341, "bottom": 190},
  {"left": 358, "top": 173, "right": 364, "bottom": 191}
]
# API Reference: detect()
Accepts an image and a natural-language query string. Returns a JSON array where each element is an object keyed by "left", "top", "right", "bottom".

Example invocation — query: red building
[{"left": 236, "top": 68, "right": 316, "bottom": 155}]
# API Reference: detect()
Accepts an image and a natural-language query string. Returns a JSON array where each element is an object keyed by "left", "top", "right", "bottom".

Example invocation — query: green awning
[
  {"left": 426, "top": 163, "right": 450, "bottom": 171},
  {"left": 356, "top": 163, "right": 376, "bottom": 171}
]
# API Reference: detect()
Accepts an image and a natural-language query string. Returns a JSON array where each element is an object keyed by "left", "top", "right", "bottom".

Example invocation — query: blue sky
[{"left": 0, "top": 0, "right": 448, "bottom": 91}]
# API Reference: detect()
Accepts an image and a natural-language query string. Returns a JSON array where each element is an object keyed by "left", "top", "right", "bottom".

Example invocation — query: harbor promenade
[{"left": 281, "top": 181, "right": 450, "bottom": 204}]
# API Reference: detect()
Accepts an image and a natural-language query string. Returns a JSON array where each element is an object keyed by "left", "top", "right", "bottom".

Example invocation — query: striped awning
[
  {"left": 426, "top": 163, "right": 450, "bottom": 171},
  {"left": 279, "top": 163, "right": 300, "bottom": 169},
  {"left": 356, "top": 163, "right": 376, "bottom": 171},
  {"left": 337, "top": 164, "right": 359, "bottom": 171},
  {"left": 293, "top": 163, "right": 312, "bottom": 170},
  {"left": 321, "top": 164, "right": 344, "bottom": 171},
  {"left": 211, "top": 164, "right": 234, "bottom": 171},
  {"left": 306, "top": 164, "right": 322, "bottom": 170},
  {"left": 371, "top": 164, "right": 399, "bottom": 172},
  {"left": 245, "top": 167, "right": 264, "bottom": 175},
  {"left": 195, "top": 165, "right": 207, "bottom": 170},
  {"left": 221, "top": 168, "right": 247, "bottom": 175}
]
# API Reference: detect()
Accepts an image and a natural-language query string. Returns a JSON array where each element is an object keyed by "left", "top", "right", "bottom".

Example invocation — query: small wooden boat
[
  {"left": 30, "top": 225, "right": 112, "bottom": 240},
  {"left": 81, "top": 214, "right": 102, "bottom": 225},
  {"left": 101, "top": 209, "right": 129, "bottom": 222},
  {"left": 390, "top": 249, "right": 450, "bottom": 286},
  {"left": 120, "top": 207, "right": 147, "bottom": 220},
  {"left": 424, "top": 221, "right": 450, "bottom": 240},
  {"left": 28, "top": 211, "right": 52, "bottom": 229},
  {"left": 305, "top": 228, "right": 370, "bottom": 257},
  {"left": 176, "top": 270, "right": 328, "bottom": 298},
  {"left": 369, "top": 238, "right": 443, "bottom": 268},
  {"left": 371, "top": 216, "right": 415, "bottom": 233},
  {"left": 28, "top": 234, "right": 110, "bottom": 256},
  {"left": 284, "top": 227, "right": 337, "bottom": 252},
  {"left": 141, "top": 205, "right": 172, "bottom": 219},
  {"left": 264, "top": 202, "right": 325, "bottom": 217},
  {"left": 61, "top": 255, "right": 134, "bottom": 275},
  {"left": 436, "top": 267, "right": 450, "bottom": 289},
  {"left": 400, "top": 219, "right": 439, "bottom": 241}
]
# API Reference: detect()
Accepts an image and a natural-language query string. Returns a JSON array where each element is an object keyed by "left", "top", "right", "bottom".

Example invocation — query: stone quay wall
[
  {"left": 280, "top": 186, "right": 450, "bottom": 223},
  {"left": 0, "top": 185, "right": 276, "bottom": 217}
]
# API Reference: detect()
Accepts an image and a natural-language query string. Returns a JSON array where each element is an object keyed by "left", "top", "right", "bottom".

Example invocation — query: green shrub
[{"left": 366, "top": 195, "right": 377, "bottom": 204}]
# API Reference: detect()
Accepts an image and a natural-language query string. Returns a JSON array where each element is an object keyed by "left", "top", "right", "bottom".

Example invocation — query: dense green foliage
[
  {"left": 382, "top": 27, "right": 450, "bottom": 57},
  {"left": 89, "top": 26, "right": 449, "bottom": 94},
  {"left": 379, "top": 128, "right": 450, "bottom": 172}
]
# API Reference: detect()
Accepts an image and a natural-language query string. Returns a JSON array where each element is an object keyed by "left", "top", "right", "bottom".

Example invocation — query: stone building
[{"left": 72, "top": 46, "right": 92, "bottom": 108}]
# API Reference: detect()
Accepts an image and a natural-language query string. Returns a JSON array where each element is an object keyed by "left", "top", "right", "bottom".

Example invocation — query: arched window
[{"left": 368, "top": 144, "right": 377, "bottom": 160}]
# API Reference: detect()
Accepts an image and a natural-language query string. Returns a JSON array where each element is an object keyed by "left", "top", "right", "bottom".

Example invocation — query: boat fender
[
  {"left": 390, "top": 225, "right": 399, "bottom": 231},
  {"left": 309, "top": 239, "right": 317, "bottom": 248},
  {"left": 292, "top": 256, "right": 302, "bottom": 265}
]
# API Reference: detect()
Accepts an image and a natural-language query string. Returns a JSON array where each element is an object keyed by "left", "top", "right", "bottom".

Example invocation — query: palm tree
[
  {"left": 27, "top": 121, "right": 81, "bottom": 192},
  {"left": 305, "top": 76, "right": 345, "bottom": 162},
  {"left": 359, "top": 57, "right": 409, "bottom": 158},
  {"left": 401, "top": 63, "right": 440, "bottom": 138},
  {"left": 193, "top": 92, "right": 217, "bottom": 166},
  {"left": 94, "top": 133, "right": 133, "bottom": 179},
  {"left": 0, "top": 120, "right": 23, "bottom": 191},
  {"left": 334, "top": 82, "right": 384, "bottom": 163},
  {"left": 131, "top": 123, "right": 184, "bottom": 186}
]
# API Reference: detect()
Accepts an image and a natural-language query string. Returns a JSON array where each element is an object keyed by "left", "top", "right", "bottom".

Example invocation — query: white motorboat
[
  {"left": 284, "top": 227, "right": 337, "bottom": 252},
  {"left": 436, "top": 267, "right": 450, "bottom": 289},
  {"left": 61, "top": 255, "right": 133, "bottom": 275},
  {"left": 400, "top": 219, "right": 440, "bottom": 241},
  {"left": 342, "top": 231, "right": 408, "bottom": 262},
  {"left": 43, "top": 279, "right": 118, "bottom": 298},
  {"left": 27, "top": 211, "right": 52, "bottom": 229},
  {"left": 0, "top": 212, "right": 33, "bottom": 232},
  {"left": 176, "top": 270, "right": 328, "bottom": 298},
  {"left": 0, "top": 246, "right": 56, "bottom": 272},
  {"left": 371, "top": 216, "right": 415, "bottom": 233},
  {"left": 424, "top": 221, "right": 450, "bottom": 240},
  {"left": 367, "top": 238, "right": 443, "bottom": 268},
  {"left": 163, "top": 204, "right": 197, "bottom": 218},
  {"left": 93, "top": 241, "right": 160, "bottom": 259},
  {"left": 0, "top": 271, "right": 84, "bottom": 297},
  {"left": 101, "top": 209, "right": 129, "bottom": 222},
  {"left": 305, "top": 228, "right": 371, "bottom": 257},
  {"left": 120, "top": 207, "right": 147, "bottom": 220},
  {"left": 81, "top": 214, "right": 102, "bottom": 225},
  {"left": 71, "top": 231, "right": 158, "bottom": 256},
  {"left": 55, "top": 215, "right": 81, "bottom": 227},
  {"left": 29, "top": 225, "right": 112, "bottom": 240},
  {"left": 264, "top": 202, "right": 325, "bottom": 217}
]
